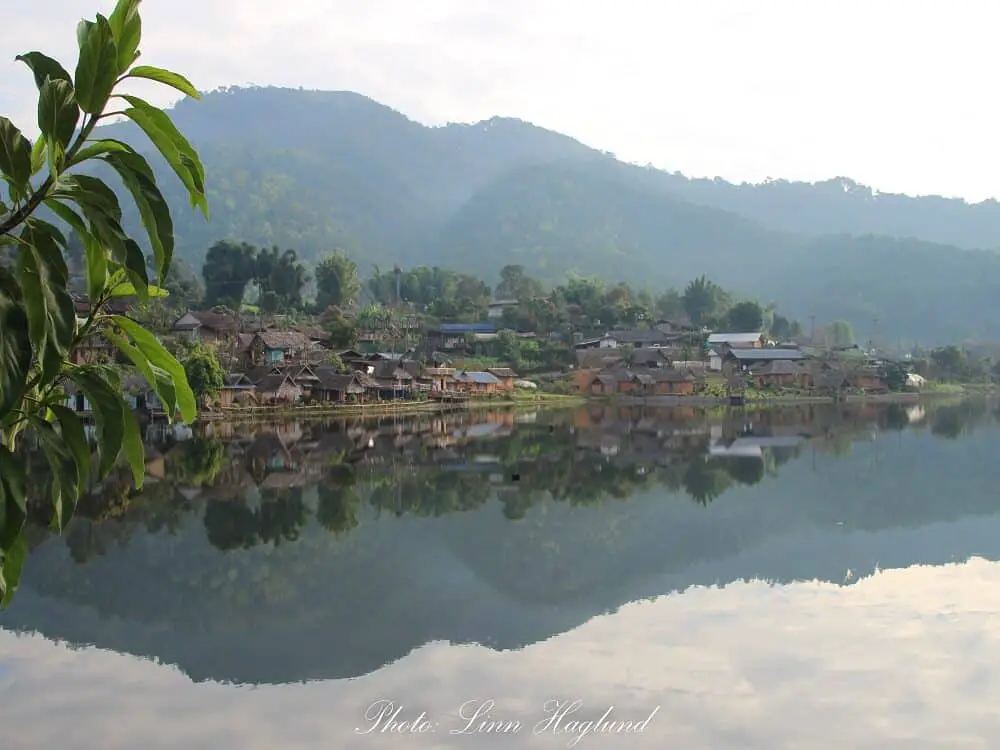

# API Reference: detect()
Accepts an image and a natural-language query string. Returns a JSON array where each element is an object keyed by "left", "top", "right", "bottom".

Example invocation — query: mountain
[{"left": 93, "top": 87, "right": 1000, "bottom": 344}]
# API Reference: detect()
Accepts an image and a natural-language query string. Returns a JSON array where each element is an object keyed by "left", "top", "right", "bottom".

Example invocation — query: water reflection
[
  {"left": 1, "top": 398, "right": 999, "bottom": 690},
  {"left": 4, "top": 558, "right": 1000, "bottom": 749}
]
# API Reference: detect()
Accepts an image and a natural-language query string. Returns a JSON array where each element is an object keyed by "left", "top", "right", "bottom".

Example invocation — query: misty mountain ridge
[{"left": 93, "top": 86, "right": 1000, "bottom": 344}]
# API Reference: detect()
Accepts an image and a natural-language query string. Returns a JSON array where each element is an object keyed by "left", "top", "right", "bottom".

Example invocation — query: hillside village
[{"left": 59, "top": 290, "right": 943, "bottom": 419}]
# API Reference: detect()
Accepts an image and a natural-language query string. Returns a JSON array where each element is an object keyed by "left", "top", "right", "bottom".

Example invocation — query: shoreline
[
  {"left": 192, "top": 393, "right": 585, "bottom": 423},
  {"left": 183, "top": 386, "right": 992, "bottom": 424}
]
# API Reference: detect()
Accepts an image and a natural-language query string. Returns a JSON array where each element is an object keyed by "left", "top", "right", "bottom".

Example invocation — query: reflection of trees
[
  {"left": 725, "top": 457, "right": 766, "bottom": 486},
  {"left": 21, "top": 400, "right": 995, "bottom": 560},
  {"left": 171, "top": 438, "right": 227, "bottom": 486},
  {"left": 682, "top": 459, "right": 732, "bottom": 506}
]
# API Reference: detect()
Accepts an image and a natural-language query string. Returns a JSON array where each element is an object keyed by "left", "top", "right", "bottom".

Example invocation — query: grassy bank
[{"left": 194, "top": 391, "right": 584, "bottom": 423}]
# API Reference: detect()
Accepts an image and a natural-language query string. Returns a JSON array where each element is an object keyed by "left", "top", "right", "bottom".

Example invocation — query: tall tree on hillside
[
  {"left": 495, "top": 264, "right": 544, "bottom": 301},
  {"left": 315, "top": 250, "right": 360, "bottom": 310},
  {"left": 202, "top": 241, "right": 257, "bottom": 309},
  {"left": 725, "top": 301, "right": 765, "bottom": 333},
  {"left": 682, "top": 276, "right": 722, "bottom": 326}
]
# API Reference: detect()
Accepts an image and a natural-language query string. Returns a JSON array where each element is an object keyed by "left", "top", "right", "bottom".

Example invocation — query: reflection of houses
[{"left": 708, "top": 434, "right": 806, "bottom": 458}]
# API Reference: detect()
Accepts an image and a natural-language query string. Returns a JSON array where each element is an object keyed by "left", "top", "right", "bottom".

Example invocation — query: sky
[{"left": 2, "top": 0, "right": 998, "bottom": 202}]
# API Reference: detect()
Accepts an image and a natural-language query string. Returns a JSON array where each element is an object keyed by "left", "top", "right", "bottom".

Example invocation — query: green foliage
[
  {"left": 0, "top": 0, "right": 206, "bottom": 606},
  {"left": 725, "top": 300, "right": 765, "bottom": 333},
  {"left": 315, "top": 250, "right": 360, "bottom": 310},
  {"left": 201, "top": 240, "right": 308, "bottom": 312},
  {"left": 182, "top": 344, "right": 225, "bottom": 401}
]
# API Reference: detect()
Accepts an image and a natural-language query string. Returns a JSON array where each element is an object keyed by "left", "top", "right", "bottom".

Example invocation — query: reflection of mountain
[{"left": 1, "top": 401, "right": 999, "bottom": 685}]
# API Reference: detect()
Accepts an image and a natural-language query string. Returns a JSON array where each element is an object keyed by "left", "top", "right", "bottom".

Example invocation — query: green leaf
[
  {"left": 103, "top": 329, "right": 177, "bottom": 418},
  {"left": 37, "top": 77, "right": 80, "bottom": 150},
  {"left": 16, "top": 225, "right": 75, "bottom": 386},
  {"left": 50, "top": 403, "right": 91, "bottom": 494},
  {"left": 121, "top": 406, "right": 144, "bottom": 489},
  {"left": 108, "top": 0, "right": 142, "bottom": 73},
  {"left": 0, "top": 532, "right": 27, "bottom": 609},
  {"left": 30, "top": 135, "right": 47, "bottom": 175},
  {"left": 127, "top": 66, "right": 199, "bottom": 99},
  {"left": 0, "top": 443, "right": 27, "bottom": 607},
  {"left": 15, "top": 52, "right": 73, "bottom": 90},
  {"left": 67, "top": 366, "right": 125, "bottom": 478},
  {"left": 111, "top": 315, "right": 196, "bottom": 423},
  {"left": 70, "top": 137, "right": 132, "bottom": 163},
  {"left": 60, "top": 174, "right": 123, "bottom": 221},
  {"left": 0, "top": 298, "right": 31, "bottom": 423},
  {"left": 123, "top": 238, "right": 150, "bottom": 302},
  {"left": 120, "top": 95, "right": 208, "bottom": 217},
  {"left": 32, "top": 419, "right": 77, "bottom": 531},
  {"left": 0, "top": 117, "right": 32, "bottom": 191},
  {"left": 102, "top": 149, "right": 174, "bottom": 278},
  {"left": 74, "top": 14, "right": 119, "bottom": 114},
  {"left": 109, "top": 281, "right": 167, "bottom": 298},
  {"left": 44, "top": 199, "right": 106, "bottom": 302}
]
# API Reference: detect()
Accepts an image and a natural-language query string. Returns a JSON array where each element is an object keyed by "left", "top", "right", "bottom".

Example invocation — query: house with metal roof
[
  {"left": 453, "top": 370, "right": 502, "bottom": 395},
  {"left": 707, "top": 332, "right": 764, "bottom": 348},
  {"left": 723, "top": 347, "right": 807, "bottom": 373}
]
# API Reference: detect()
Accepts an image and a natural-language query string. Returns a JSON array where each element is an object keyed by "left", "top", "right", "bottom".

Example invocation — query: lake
[{"left": 2, "top": 398, "right": 1000, "bottom": 748}]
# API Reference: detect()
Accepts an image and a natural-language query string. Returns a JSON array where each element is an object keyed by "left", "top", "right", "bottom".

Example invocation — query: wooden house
[
  {"left": 372, "top": 361, "right": 414, "bottom": 399},
  {"left": 708, "top": 332, "right": 764, "bottom": 349},
  {"left": 751, "top": 360, "right": 812, "bottom": 389},
  {"left": 248, "top": 331, "right": 311, "bottom": 365},
  {"left": 486, "top": 367, "right": 519, "bottom": 391},
  {"left": 313, "top": 371, "right": 367, "bottom": 403},
  {"left": 723, "top": 348, "right": 807, "bottom": 375},
  {"left": 453, "top": 370, "right": 502, "bottom": 395},
  {"left": 255, "top": 372, "right": 302, "bottom": 404},
  {"left": 172, "top": 310, "right": 240, "bottom": 347},
  {"left": 219, "top": 373, "right": 257, "bottom": 407},
  {"left": 422, "top": 366, "right": 457, "bottom": 393}
]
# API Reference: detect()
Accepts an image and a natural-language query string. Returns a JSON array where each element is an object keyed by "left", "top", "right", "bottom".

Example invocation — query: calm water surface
[{"left": 2, "top": 399, "right": 1000, "bottom": 748}]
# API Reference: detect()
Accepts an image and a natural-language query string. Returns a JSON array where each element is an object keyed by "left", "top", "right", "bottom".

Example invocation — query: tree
[
  {"left": 682, "top": 276, "right": 721, "bottom": 327},
  {"left": 183, "top": 345, "right": 225, "bottom": 403},
  {"left": 202, "top": 240, "right": 256, "bottom": 309},
  {"left": 0, "top": 0, "right": 204, "bottom": 605},
  {"left": 315, "top": 250, "right": 359, "bottom": 310},
  {"left": 725, "top": 301, "right": 764, "bottom": 333},
  {"left": 495, "top": 264, "right": 543, "bottom": 301},
  {"left": 254, "top": 245, "right": 308, "bottom": 311},
  {"left": 827, "top": 320, "right": 855, "bottom": 348}
]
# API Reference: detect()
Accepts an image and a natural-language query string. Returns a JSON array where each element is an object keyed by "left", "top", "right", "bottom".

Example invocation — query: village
[{"left": 56, "top": 290, "right": 927, "bottom": 421}]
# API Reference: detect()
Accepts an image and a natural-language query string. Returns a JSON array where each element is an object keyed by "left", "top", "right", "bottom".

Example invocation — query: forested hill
[{"left": 94, "top": 86, "right": 1000, "bottom": 344}]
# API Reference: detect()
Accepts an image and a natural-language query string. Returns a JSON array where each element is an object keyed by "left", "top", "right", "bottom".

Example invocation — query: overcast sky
[{"left": 2, "top": 0, "right": 997, "bottom": 201}]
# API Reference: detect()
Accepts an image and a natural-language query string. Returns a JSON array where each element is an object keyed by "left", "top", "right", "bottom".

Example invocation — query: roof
[
  {"left": 488, "top": 299, "right": 518, "bottom": 306},
  {"left": 487, "top": 367, "right": 519, "bottom": 378},
  {"left": 222, "top": 373, "right": 255, "bottom": 388},
  {"left": 257, "top": 331, "right": 310, "bottom": 349},
  {"left": 753, "top": 360, "right": 807, "bottom": 375},
  {"left": 604, "top": 329, "right": 672, "bottom": 344},
  {"left": 455, "top": 370, "right": 502, "bottom": 385},
  {"left": 372, "top": 360, "right": 414, "bottom": 380},
  {"left": 727, "top": 348, "right": 806, "bottom": 361},
  {"left": 315, "top": 372, "right": 364, "bottom": 393},
  {"left": 256, "top": 373, "right": 295, "bottom": 392},
  {"left": 174, "top": 310, "right": 240, "bottom": 332},
  {"left": 708, "top": 332, "right": 763, "bottom": 344},
  {"left": 438, "top": 323, "right": 496, "bottom": 334}
]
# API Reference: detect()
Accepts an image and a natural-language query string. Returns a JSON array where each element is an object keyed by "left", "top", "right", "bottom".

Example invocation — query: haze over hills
[{"left": 94, "top": 86, "right": 1000, "bottom": 345}]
